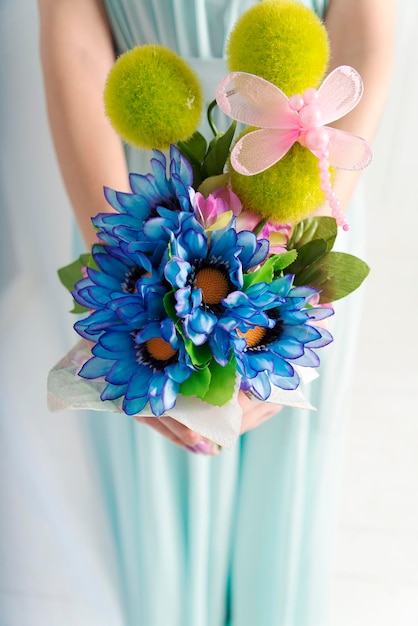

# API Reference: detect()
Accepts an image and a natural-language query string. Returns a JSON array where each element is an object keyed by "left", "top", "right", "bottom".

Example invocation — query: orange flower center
[
  {"left": 145, "top": 337, "right": 177, "bottom": 361},
  {"left": 237, "top": 325, "right": 267, "bottom": 348},
  {"left": 195, "top": 267, "right": 230, "bottom": 305}
]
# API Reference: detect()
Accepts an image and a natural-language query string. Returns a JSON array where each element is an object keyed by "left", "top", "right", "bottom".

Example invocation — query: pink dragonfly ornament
[{"left": 216, "top": 66, "right": 373, "bottom": 231}]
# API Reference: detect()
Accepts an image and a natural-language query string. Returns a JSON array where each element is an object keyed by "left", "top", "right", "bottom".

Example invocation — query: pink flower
[
  {"left": 190, "top": 187, "right": 242, "bottom": 230},
  {"left": 258, "top": 221, "right": 292, "bottom": 254},
  {"left": 190, "top": 185, "right": 290, "bottom": 254},
  {"left": 235, "top": 211, "right": 291, "bottom": 254}
]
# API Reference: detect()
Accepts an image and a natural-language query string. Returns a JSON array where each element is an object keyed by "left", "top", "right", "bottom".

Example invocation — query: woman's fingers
[
  {"left": 238, "top": 390, "right": 282, "bottom": 434},
  {"left": 133, "top": 416, "right": 185, "bottom": 447},
  {"left": 158, "top": 417, "right": 219, "bottom": 455},
  {"left": 134, "top": 392, "right": 282, "bottom": 452},
  {"left": 133, "top": 415, "right": 219, "bottom": 455}
]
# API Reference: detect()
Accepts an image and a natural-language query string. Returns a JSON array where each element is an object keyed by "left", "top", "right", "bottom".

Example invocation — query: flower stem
[
  {"left": 207, "top": 100, "right": 219, "bottom": 137},
  {"left": 253, "top": 218, "right": 268, "bottom": 235}
]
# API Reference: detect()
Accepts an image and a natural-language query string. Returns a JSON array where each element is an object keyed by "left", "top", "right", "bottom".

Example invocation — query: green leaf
[
  {"left": 243, "top": 258, "right": 275, "bottom": 289},
  {"left": 179, "top": 367, "right": 211, "bottom": 400},
  {"left": 243, "top": 250, "right": 298, "bottom": 289},
  {"left": 177, "top": 131, "right": 207, "bottom": 163},
  {"left": 289, "top": 216, "right": 337, "bottom": 253},
  {"left": 197, "top": 173, "right": 229, "bottom": 198},
  {"left": 87, "top": 255, "right": 98, "bottom": 269},
  {"left": 285, "top": 239, "right": 328, "bottom": 276},
  {"left": 70, "top": 301, "right": 90, "bottom": 315},
  {"left": 253, "top": 217, "right": 268, "bottom": 235},
  {"left": 57, "top": 253, "right": 94, "bottom": 314},
  {"left": 201, "top": 121, "right": 237, "bottom": 179},
  {"left": 177, "top": 132, "right": 208, "bottom": 187},
  {"left": 271, "top": 249, "right": 298, "bottom": 272},
  {"left": 163, "top": 291, "right": 178, "bottom": 322},
  {"left": 294, "top": 251, "right": 370, "bottom": 303},
  {"left": 184, "top": 339, "right": 213, "bottom": 367},
  {"left": 57, "top": 253, "right": 91, "bottom": 293},
  {"left": 203, "top": 357, "right": 237, "bottom": 406}
]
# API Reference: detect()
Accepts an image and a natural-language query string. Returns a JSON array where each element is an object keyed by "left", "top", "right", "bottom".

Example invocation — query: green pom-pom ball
[
  {"left": 227, "top": 1, "right": 331, "bottom": 222},
  {"left": 104, "top": 45, "right": 203, "bottom": 149},
  {"left": 229, "top": 139, "right": 326, "bottom": 224},
  {"left": 226, "top": 0, "right": 329, "bottom": 94}
]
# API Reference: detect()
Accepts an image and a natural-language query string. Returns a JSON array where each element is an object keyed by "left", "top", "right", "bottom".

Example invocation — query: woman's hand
[
  {"left": 134, "top": 390, "right": 282, "bottom": 454},
  {"left": 133, "top": 415, "right": 220, "bottom": 455},
  {"left": 239, "top": 391, "right": 282, "bottom": 434}
]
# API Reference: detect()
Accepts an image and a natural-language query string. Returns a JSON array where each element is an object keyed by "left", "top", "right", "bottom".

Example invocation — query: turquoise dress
[
  {"left": 0, "top": 1, "right": 367, "bottom": 625},
  {"left": 79, "top": 1, "right": 365, "bottom": 625}
]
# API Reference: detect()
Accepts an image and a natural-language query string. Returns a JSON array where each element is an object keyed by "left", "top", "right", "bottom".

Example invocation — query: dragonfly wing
[
  {"left": 230, "top": 128, "right": 297, "bottom": 176},
  {"left": 324, "top": 127, "right": 373, "bottom": 171},
  {"left": 216, "top": 72, "right": 297, "bottom": 128},
  {"left": 317, "top": 66, "right": 364, "bottom": 125}
]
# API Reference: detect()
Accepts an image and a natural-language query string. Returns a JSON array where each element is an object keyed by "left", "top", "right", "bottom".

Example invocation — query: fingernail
[
  {"left": 186, "top": 441, "right": 217, "bottom": 455},
  {"left": 194, "top": 441, "right": 213, "bottom": 454}
]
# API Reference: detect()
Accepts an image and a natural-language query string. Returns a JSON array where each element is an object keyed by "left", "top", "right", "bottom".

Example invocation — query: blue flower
[
  {"left": 92, "top": 145, "right": 193, "bottom": 245},
  {"left": 73, "top": 240, "right": 166, "bottom": 313},
  {"left": 70, "top": 140, "right": 334, "bottom": 413},
  {"left": 208, "top": 282, "right": 279, "bottom": 366},
  {"left": 77, "top": 318, "right": 195, "bottom": 416},
  {"left": 164, "top": 214, "right": 269, "bottom": 346},
  {"left": 72, "top": 239, "right": 170, "bottom": 345},
  {"left": 229, "top": 275, "right": 334, "bottom": 399}
]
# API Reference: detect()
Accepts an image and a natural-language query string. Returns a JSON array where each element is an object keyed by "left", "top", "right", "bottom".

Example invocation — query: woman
[{"left": 35, "top": 1, "right": 396, "bottom": 624}]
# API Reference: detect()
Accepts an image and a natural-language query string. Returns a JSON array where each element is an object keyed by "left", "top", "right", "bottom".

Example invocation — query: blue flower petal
[
  {"left": 129, "top": 171, "right": 157, "bottom": 197},
  {"left": 101, "top": 382, "right": 128, "bottom": 401},
  {"left": 125, "top": 366, "right": 153, "bottom": 400},
  {"left": 98, "top": 330, "right": 134, "bottom": 353},
  {"left": 165, "top": 259, "right": 191, "bottom": 289},
  {"left": 79, "top": 356, "right": 114, "bottom": 379},
  {"left": 281, "top": 324, "right": 321, "bottom": 344},
  {"left": 306, "top": 306, "right": 334, "bottom": 321},
  {"left": 143, "top": 217, "right": 176, "bottom": 241},
  {"left": 149, "top": 375, "right": 178, "bottom": 416},
  {"left": 288, "top": 348, "right": 320, "bottom": 368},
  {"left": 236, "top": 231, "right": 269, "bottom": 270},
  {"left": 74, "top": 309, "right": 118, "bottom": 337},
  {"left": 115, "top": 191, "right": 151, "bottom": 219},
  {"left": 172, "top": 286, "right": 193, "bottom": 316},
  {"left": 246, "top": 371, "right": 271, "bottom": 400},
  {"left": 187, "top": 308, "right": 217, "bottom": 336},
  {"left": 270, "top": 370, "right": 300, "bottom": 390},
  {"left": 306, "top": 327, "right": 333, "bottom": 348},
  {"left": 106, "top": 359, "right": 137, "bottom": 385},
  {"left": 167, "top": 361, "right": 193, "bottom": 384},
  {"left": 92, "top": 250, "right": 129, "bottom": 279},
  {"left": 268, "top": 352, "right": 295, "bottom": 377},
  {"left": 123, "top": 395, "right": 149, "bottom": 416},
  {"left": 271, "top": 339, "right": 305, "bottom": 359},
  {"left": 87, "top": 268, "right": 122, "bottom": 291}
]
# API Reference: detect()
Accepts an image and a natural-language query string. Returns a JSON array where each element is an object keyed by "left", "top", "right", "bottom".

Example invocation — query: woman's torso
[{"left": 102, "top": 0, "right": 328, "bottom": 57}]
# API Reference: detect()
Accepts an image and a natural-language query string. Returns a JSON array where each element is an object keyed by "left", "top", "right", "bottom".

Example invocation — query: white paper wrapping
[{"left": 47, "top": 340, "right": 317, "bottom": 448}]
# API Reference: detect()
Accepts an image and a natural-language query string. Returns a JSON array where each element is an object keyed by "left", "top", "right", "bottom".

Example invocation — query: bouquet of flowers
[{"left": 48, "top": 0, "right": 371, "bottom": 448}]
